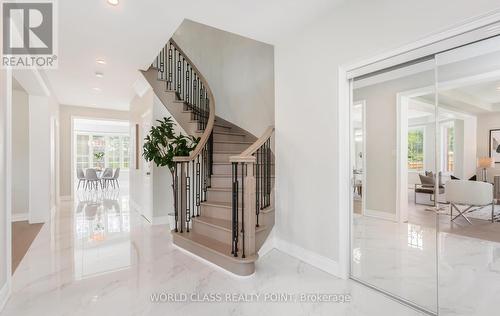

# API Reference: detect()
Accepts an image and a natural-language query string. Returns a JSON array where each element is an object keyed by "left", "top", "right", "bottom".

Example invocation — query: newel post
[
  {"left": 243, "top": 161, "right": 257, "bottom": 257},
  {"left": 179, "top": 162, "right": 187, "bottom": 233}
]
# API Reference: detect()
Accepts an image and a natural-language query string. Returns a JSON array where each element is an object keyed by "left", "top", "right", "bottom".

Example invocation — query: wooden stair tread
[
  {"left": 202, "top": 201, "right": 232, "bottom": 208},
  {"left": 172, "top": 231, "right": 257, "bottom": 263}
]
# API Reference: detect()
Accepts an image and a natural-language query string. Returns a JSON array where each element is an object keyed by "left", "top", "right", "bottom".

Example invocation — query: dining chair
[
  {"left": 101, "top": 168, "right": 113, "bottom": 189},
  {"left": 84, "top": 168, "right": 100, "bottom": 190},
  {"left": 111, "top": 168, "right": 120, "bottom": 189},
  {"left": 77, "top": 167, "right": 85, "bottom": 190}
]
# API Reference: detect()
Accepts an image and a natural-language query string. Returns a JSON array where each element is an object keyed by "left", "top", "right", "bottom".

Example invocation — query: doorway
[{"left": 71, "top": 118, "right": 130, "bottom": 194}]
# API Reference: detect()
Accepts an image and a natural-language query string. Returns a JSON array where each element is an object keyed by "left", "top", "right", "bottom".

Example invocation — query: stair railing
[
  {"left": 229, "top": 126, "right": 274, "bottom": 258},
  {"left": 152, "top": 39, "right": 215, "bottom": 233}
]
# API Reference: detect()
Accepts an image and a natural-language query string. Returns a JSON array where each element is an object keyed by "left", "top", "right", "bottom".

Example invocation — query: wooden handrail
[
  {"left": 170, "top": 38, "right": 215, "bottom": 162},
  {"left": 229, "top": 126, "right": 275, "bottom": 163}
]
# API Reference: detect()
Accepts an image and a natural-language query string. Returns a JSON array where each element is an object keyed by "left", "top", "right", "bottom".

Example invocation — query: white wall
[
  {"left": 172, "top": 19, "right": 275, "bottom": 137},
  {"left": 58, "top": 105, "right": 129, "bottom": 198},
  {"left": 0, "top": 66, "right": 12, "bottom": 311},
  {"left": 29, "top": 96, "right": 52, "bottom": 223},
  {"left": 11, "top": 89, "right": 30, "bottom": 219},
  {"left": 129, "top": 88, "right": 185, "bottom": 224},
  {"left": 354, "top": 71, "right": 434, "bottom": 215},
  {"left": 274, "top": 0, "right": 500, "bottom": 265}
]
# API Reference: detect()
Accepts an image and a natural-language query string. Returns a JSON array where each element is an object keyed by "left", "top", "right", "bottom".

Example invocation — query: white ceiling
[{"left": 45, "top": 0, "right": 345, "bottom": 111}]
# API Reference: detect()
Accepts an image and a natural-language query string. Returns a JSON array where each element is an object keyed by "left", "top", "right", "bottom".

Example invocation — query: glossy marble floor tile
[
  {"left": 352, "top": 214, "right": 500, "bottom": 316},
  {"left": 1, "top": 191, "right": 425, "bottom": 316}
]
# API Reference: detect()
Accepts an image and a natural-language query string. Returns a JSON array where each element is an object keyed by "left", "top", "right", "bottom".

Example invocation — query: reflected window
[
  {"left": 408, "top": 127, "right": 425, "bottom": 171},
  {"left": 408, "top": 225, "right": 424, "bottom": 250}
]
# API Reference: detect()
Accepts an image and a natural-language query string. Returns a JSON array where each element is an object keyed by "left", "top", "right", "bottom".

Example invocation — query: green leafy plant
[
  {"left": 142, "top": 116, "right": 199, "bottom": 173},
  {"left": 93, "top": 152, "right": 105, "bottom": 170}
]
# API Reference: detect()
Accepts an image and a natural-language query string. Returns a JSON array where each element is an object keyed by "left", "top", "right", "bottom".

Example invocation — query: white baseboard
[
  {"left": 258, "top": 229, "right": 275, "bottom": 258},
  {"left": 0, "top": 280, "right": 11, "bottom": 312},
  {"left": 274, "top": 238, "right": 340, "bottom": 278},
  {"left": 11, "top": 212, "right": 28, "bottom": 222},
  {"left": 364, "top": 208, "right": 398, "bottom": 222}
]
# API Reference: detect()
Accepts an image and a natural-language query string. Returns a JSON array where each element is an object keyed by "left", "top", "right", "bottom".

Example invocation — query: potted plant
[
  {"left": 93, "top": 151, "right": 105, "bottom": 171},
  {"left": 142, "top": 117, "right": 199, "bottom": 227}
]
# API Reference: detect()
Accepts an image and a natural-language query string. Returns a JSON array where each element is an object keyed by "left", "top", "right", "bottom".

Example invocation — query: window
[
  {"left": 408, "top": 127, "right": 425, "bottom": 171},
  {"left": 76, "top": 135, "right": 90, "bottom": 170},
  {"left": 75, "top": 133, "right": 130, "bottom": 171},
  {"left": 441, "top": 122, "right": 454, "bottom": 173}
]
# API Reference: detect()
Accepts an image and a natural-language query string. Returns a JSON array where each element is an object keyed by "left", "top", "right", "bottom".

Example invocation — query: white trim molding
[
  {"left": 11, "top": 213, "right": 28, "bottom": 222},
  {"left": 275, "top": 238, "right": 340, "bottom": 277},
  {"left": 364, "top": 209, "right": 398, "bottom": 222}
]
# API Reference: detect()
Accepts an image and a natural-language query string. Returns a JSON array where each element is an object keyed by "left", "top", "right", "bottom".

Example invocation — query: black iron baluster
[
  {"left": 196, "top": 156, "right": 201, "bottom": 216},
  {"left": 168, "top": 43, "right": 173, "bottom": 90},
  {"left": 266, "top": 139, "right": 271, "bottom": 208},
  {"left": 193, "top": 76, "right": 198, "bottom": 122},
  {"left": 241, "top": 162, "right": 245, "bottom": 258},
  {"left": 231, "top": 162, "right": 239, "bottom": 256},
  {"left": 255, "top": 151, "right": 260, "bottom": 227},
  {"left": 177, "top": 53, "right": 182, "bottom": 95}
]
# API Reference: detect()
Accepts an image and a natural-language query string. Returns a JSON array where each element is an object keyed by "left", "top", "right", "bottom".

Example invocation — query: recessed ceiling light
[
  {"left": 96, "top": 58, "right": 106, "bottom": 65},
  {"left": 93, "top": 87, "right": 102, "bottom": 92},
  {"left": 107, "top": 0, "right": 119, "bottom": 6},
  {"left": 95, "top": 72, "right": 104, "bottom": 78}
]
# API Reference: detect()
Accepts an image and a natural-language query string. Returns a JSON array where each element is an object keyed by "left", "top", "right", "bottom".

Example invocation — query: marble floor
[
  {"left": 352, "top": 214, "right": 500, "bottom": 316},
  {"left": 1, "top": 190, "right": 425, "bottom": 316}
]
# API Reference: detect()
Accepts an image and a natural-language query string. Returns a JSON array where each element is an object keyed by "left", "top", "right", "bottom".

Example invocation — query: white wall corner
[
  {"left": 257, "top": 228, "right": 276, "bottom": 258},
  {"left": 151, "top": 216, "right": 169, "bottom": 226},
  {"left": 0, "top": 279, "right": 11, "bottom": 312},
  {"left": 11, "top": 213, "right": 29, "bottom": 222},
  {"left": 274, "top": 238, "right": 340, "bottom": 278}
]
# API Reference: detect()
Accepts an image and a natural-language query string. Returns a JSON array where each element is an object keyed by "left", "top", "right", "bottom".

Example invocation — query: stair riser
[
  {"left": 172, "top": 234, "right": 255, "bottom": 276},
  {"left": 211, "top": 176, "right": 232, "bottom": 187},
  {"left": 213, "top": 152, "right": 235, "bottom": 163},
  {"left": 213, "top": 164, "right": 231, "bottom": 175},
  {"left": 192, "top": 219, "right": 249, "bottom": 246},
  {"left": 214, "top": 125, "right": 232, "bottom": 132},
  {"left": 206, "top": 190, "right": 232, "bottom": 203},
  {"left": 214, "top": 142, "right": 250, "bottom": 152},
  {"left": 192, "top": 220, "right": 232, "bottom": 245},
  {"left": 200, "top": 204, "right": 233, "bottom": 220},
  {"left": 213, "top": 133, "right": 247, "bottom": 142}
]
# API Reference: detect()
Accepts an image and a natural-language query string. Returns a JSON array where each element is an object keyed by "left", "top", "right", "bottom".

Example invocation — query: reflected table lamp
[{"left": 478, "top": 157, "right": 495, "bottom": 182}]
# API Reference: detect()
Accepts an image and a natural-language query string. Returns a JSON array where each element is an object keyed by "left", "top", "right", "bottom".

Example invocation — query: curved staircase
[{"left": 144, "top": 39, "right": 275, "bottom": 276}]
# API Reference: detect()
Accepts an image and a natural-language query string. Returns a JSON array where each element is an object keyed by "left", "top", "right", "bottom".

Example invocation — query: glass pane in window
[
  {"left": 408, "top": 127, "right": 424, "bottom": 171},
  {"left": 108, "top": 136, "right": 121, "bottom": 169}
]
